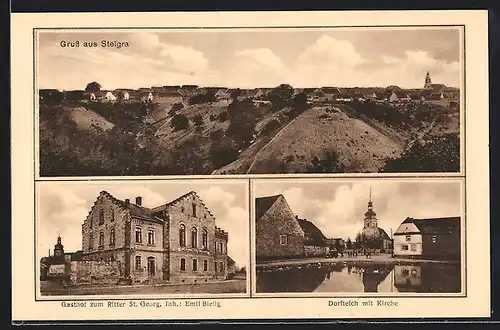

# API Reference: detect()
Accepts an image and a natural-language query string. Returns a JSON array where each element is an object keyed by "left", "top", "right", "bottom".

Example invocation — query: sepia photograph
[
  {"left": 253, "top": 179, "right": 463, "bottom": 295},
  {"left": 36, "top": 180, "right": 249, "bottom": 297},
  {"left": 36, "top": 27, "right": 462, "bottom": 177}
]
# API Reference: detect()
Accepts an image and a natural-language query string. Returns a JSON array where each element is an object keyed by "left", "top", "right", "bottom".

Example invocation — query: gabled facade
[
  {"left": 255, "top": 195, "right": 329, "bottom": 261},
  {"left": 393, "top": 216, "right": 461, "bottom": 260},
  {"left": 81, "top": 191, "right": 229, "bottom": 284}
]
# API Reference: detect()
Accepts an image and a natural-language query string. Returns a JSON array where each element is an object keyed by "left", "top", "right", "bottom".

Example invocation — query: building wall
[
  {"left": 421, "top": 231, "right": 460, "bottom": 260},
  {"left": 164, "top": 193, "right": 223, "bottom": 281},
  {"left": 82, "top": 193, "right": 129, "bottom": 254},
  {"left": 393, "top": 264, "right": 422, "bottom": 287},
  {"left": 130, "top": 250, "right": 164, "bottom": 283},
  {"left": 256, "top": 196, "right": 305, "bottom": 260},
  {"left": 394, "top": 234, "right": 423, "bottom": 257}
]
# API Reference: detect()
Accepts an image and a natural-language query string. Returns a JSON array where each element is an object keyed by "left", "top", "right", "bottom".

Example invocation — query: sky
[
  {"left": 254, "top": 179, "right": 463, "bottom": 241},
  {"left": 37, "top": 181, "right": 249, "bottom": 268},
  {"left": 37, "top": 27, "right": 461, "bottom": 90}
]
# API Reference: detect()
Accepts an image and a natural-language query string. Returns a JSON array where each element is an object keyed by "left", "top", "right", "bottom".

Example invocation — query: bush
[
  {"left": 382, "top": 132, "right": 460, "bottom": 172},
  {"left": 308, "top": 150, "right": 346, "bottom": 173},
  {"left": 171, "top": 114, "right": 189, "bottom": 131},
  {"left": 168, "top": 102, "right": 184, "bottom": 116},
  {"left": 192, "top": 114, "right": 204, "bottom": 126},
  {"left": 261, "top": 119, "right": 281, "bottom": 135},
  {"left": 209, "top": 137, "right": 239, "bottom": 168},
  {"left": 218, "top": 111, "right": 228, "bottom": 122},
  {"left": 189, "top": 91, "right": 216, "bottom": 105}
]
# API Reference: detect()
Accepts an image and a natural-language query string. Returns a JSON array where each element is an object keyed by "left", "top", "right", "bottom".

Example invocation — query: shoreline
[{"left": 256, "top": 255, "right": 460, "bottom": 269}]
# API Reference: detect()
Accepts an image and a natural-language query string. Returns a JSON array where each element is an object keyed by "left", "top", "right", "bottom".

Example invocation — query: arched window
[
  {"left": 179, "top": 224, "right": 186, "bottom": 247},
  {"left": 111, "top": 208, "right": 115, "bottom": 222},
  {"left": 202, "top": 229, "right": 208, "bottom": 250},
  {"left": 99, "top": 209, "right": 105, "bottom": 225},
  {"left": 180, "top": 258, "right": 186, "bottom": 271},
  {"left": 191, "top": 227, "right": 198, "bottom": 248}
]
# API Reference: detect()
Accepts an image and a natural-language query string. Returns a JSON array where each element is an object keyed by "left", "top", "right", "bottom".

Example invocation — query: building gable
[{"left": 394, "top": 221, "right": 421, "bottom": 235}]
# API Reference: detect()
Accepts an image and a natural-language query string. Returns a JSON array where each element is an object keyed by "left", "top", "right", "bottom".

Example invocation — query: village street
[{"left": 40, "top": 279, "right": 246, "bottom": 296}]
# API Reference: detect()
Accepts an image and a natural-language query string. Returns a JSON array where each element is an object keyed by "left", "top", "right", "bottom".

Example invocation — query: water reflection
[{"left": 256, "top": 262, "right": 461, "bottom": 293}]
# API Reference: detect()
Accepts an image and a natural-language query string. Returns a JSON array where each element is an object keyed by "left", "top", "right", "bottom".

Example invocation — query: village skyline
[
  {"left": 254, "top": 180, "right": 463, "bottom": 242},
  {"left": 37, "top": 28, "right": 461, "bottom": 90},
  {"left": 36, "top": 181, "right": 249, "bottom": 268}
]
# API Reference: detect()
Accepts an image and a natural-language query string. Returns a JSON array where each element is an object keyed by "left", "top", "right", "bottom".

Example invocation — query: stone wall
[
  {"left": 304, "top": 245, "right": 329, "bottom": 257},
  {"left": 69, "top": 260, "right": 122, "bottom": 285},
  {"left": 256, "top": 196, "right": 305, "bottom": 260}
]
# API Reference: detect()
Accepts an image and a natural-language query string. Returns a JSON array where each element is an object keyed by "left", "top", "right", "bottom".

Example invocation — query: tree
[
  {"left": 85, "top": 81, "right": 102, "bottom": 92},
  {"left": 168, "top": 102, "right": 184, "bottom": 116},
  {"left": 266, "top": 84, "right": 295, "bottom": 111},
  {"left": 346, "top": 237, "right": 353, "bottom": 250},
  {"left": 192, "top": 114, "right": 204, "bottom": 127},
  {"left": 171, "top": 114, "right": 190, "bottom": 131}
]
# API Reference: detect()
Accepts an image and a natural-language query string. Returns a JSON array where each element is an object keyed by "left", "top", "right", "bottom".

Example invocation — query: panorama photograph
[{"left": 37, "top": 27, "right": 461, "bottom": 176}]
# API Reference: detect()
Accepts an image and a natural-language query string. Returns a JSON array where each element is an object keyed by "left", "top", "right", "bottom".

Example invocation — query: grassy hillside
[{"left": 38, "top": 88, "right": 460, "bottom": 176}]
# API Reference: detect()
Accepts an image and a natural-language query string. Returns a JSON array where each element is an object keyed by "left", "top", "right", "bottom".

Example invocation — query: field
[{"left": 38, "top": 86, "right": 460, "bottom": 176}]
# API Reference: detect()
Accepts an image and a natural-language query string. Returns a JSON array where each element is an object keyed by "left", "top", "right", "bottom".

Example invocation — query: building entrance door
[{"left": 147, "top": 257, "right": 155, "bottom": 278}]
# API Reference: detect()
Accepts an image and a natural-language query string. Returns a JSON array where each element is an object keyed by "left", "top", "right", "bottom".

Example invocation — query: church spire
[
  {"left": 368, "top": 185, "right": 373, "bottom": 210},
  {"left": 424, "top": 71, "right": 432, "bottom": 89}
]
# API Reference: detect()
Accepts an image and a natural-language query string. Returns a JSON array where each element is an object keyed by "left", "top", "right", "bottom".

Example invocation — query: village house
[
  {"left": 328, "top": 238, "right": 346, "bottom": 251},
  {"left": 101, "top": 91, "right": 117, "bottom": 102},
  {"left": 80, "top": 190, "right": 230, "bottom": 284},
  {"left": 393, "top": 216, "right": 461, "bottom": 260},
  {"left": 389, "top": 91, "right": 411, "bottom": 103},
  {"left": 39, "top": 89, "right": 64, "bottom": 103},
  {"left": 215, "top": 88, "right": 230, "bottom": 100},
  {"left": 255, "top": 194, "right": 329, "bottom": 261},
  {"left": 296, "top": 217, "right": 329, "bottom": 257},
  {"left": 335, "top": 92, "right": 354, "bottom": 103}
]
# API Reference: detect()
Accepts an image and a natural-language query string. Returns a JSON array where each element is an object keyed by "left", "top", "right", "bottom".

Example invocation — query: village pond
[{"left": 256, "top": 261, "right": 461, "bottom": 294}]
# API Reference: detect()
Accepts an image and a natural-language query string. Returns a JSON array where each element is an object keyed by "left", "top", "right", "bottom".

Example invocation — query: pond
[{"left": 256, "top": 262, "right": 461, "bottom": 294}]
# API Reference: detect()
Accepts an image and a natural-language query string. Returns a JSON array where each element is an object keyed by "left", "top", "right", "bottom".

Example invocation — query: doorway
[{"left": 147, "top": 257, "right": 155, "bottom": 278}]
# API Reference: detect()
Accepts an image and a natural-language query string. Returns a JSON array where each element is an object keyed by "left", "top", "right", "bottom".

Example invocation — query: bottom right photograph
[{"left": 253, "top": 179, "right": 464, "bottom": 295}]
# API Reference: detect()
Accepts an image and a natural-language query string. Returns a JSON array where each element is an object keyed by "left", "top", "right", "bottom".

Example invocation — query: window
[
  {"left": 411, "top": 244, "right": 417, "bottom": 252},
  {"left": 192, "top": 203, "right": 197, "bottom": 217},
  {"left": 431, "top": 235, "right": 437, "bottom": 243},
  {"left": 148, "top": 229, "right": 155, "bottom": 245},
  {"left": 220, "top": 242, "right": 223, "bottom": 253},
  {"left": 135, "top": 256, "right": 141, "bottom": 270},
  {"left": 192, "top": 259, "right": 198, "bottom": 272},
  {"left": 111, "top": 208, "right": 115, "bottom": 222},
  {"left": 179, "top": 224, "right": 186, "bottom": 247},
  {"left": 405, "top": 235, "right": 411, "bottom": 242},
  {"left": 202, "top": 229, "right": 208, "bottom": 250},
  {"left": 180, "top": 258, "right": 186, "bottom": 271},
  {"left": 203, "top": 260, "right": 208, "bottom": 272},
  {"left": 401, "top": 245, "right": 409, "bottom": 251},
  {"left": 135, "top": 227, "right": 142, "bottom": 243},
  {"left": 219, "top": 262, "right": 224, "bottom": 272},
  {"left": 99, "top": 209, "right": 105, "bottom": 225},
  {"left": 89, "top": 234, "right": 94, "bottom": 250},
  {"left": 402, "top": 269, "right": 410, "bottom": 276},
  {"left": 191, "top": 227, "right": 198, "bottom": 248},
  {"left": 99, "top": 231, "right": 104, "bottom": 247},
  {"left": 110, "top": 228, "right": 115, "bottom": 246},
  {"left": 181, "top": 207, "right": 185, "bottom": 213},
  {"left": 280, "top": 235, "right": 288, "bottom": 245},
  {"left": 215, "top": 262, "right": 218, "bottom": 272}
]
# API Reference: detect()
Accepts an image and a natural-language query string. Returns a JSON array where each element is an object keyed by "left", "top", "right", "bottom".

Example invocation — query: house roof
[
  {"left": 401, "top": 217, "right": 460, "bottom": 235},
  {"left": 227, "top": 256, "right": 236, "bottom": 266},
  {"left": 99, "top": 190, "right": 164, "bottom": 223},
  {"left": 377, "top": 227, "right": 391, "bottom": 240},
  {"left": 321, "top": 87, "right": 341, "bottom": 94},
  {"left": 297, "top": 218, "right": 328, "bottom": 246},
  {"left": 430, "top": 83, "right": 447, "bottom": 93},
  {"left": 410, "top": 93, "right": 423, "bottom": 100},
  {"left": 255, "top": 195, "right": 282, "bottom": 221},
  {"left": 394, "top": 92, "right": 410, "bottom": 98}
]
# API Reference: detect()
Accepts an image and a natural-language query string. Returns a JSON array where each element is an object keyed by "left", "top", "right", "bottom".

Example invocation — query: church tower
[
  {"left": 424, "top": 71, "right": 433, "bottom": 89},
  {"left": 53, "top": 236, "right": 64, "bottom": 257},
  {"left": 363, "top": 187, "right": 378, "bottom": 231}
]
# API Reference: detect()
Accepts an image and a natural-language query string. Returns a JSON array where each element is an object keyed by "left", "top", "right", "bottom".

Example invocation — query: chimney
[
  {"left": 295, "top": 215, "right": 299, "bottom": 219},
  {"left": 136, "top": 196, "right": 142, "bottom": 206},
  {"left": 125, "top": 198, "right": 130, "bottom": 206}
]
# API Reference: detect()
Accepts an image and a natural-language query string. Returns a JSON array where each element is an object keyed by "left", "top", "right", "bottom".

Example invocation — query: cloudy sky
[
  {"left": 37, "top": 27, "right": 461, "bottom": 90},
  {"left": 254, "top": 179, "right": 463, "bottom": 241},
  {"left": 37, "top": 181, "right": 249, "bottom": 268}
]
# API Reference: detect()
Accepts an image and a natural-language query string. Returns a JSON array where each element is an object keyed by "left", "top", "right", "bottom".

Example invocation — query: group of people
[{"left": 329, "top": 249, "right": 375, "bottom": 259}]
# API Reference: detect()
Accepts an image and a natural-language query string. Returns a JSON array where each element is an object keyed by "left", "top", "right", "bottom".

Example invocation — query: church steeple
[
  {"left": 53, "top": 235, "right": 64, "bottom": 257},
  {"left": 424, "top": 71, "right": 433, "bottom": 89},
  {"left": 364, "top": 186, "right": 377, "bottom": 228}
]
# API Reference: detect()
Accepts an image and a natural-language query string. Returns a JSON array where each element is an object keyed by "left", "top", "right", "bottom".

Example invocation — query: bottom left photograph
[{"left": 35, "top": 179, "right": 250, "bottom": 298}]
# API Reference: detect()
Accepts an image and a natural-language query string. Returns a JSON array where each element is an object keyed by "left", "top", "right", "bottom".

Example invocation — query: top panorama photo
[{"left": 36, "top": 27, "right": 462, "bottom": 177}]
